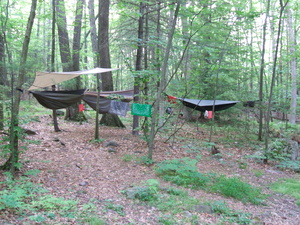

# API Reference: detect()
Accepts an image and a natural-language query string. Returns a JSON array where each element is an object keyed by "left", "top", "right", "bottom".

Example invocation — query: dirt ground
[{"left": 1, "top": 114, "right": 300, "bottom": 224}]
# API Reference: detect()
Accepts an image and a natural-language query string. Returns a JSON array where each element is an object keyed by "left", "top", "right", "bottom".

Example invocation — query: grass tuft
[{"left": 271, "top": 178, "right": 300, "bottom": 206}]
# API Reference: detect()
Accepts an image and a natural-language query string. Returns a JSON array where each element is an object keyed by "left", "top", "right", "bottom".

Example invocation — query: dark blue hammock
[{"left": 177, "top": 98, "right": 239, "bottom": 112}]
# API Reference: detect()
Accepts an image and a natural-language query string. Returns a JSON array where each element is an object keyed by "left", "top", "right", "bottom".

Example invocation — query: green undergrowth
[
  {"left": 122, "top": 179, "right": 253, "bottom": 224},
  {"left": 210, "top": 200, "right": 252, "bottom": 224},
  {"left": 121, "top": 153, "right": 155, "bottom": 165},
  {"left": 19, "top": 100, "right": 49, "bottom": 123},
  {"left": 0, "top": 171, "right": 105, "bottom": 224},
  {"left": 271, "top": 178, "right": 300, "bottom": 206},
  {"left": 155, "top": 157, "right": 265, "bottom": 205}
]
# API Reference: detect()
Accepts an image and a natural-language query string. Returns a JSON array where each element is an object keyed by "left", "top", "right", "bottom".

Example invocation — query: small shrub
[
  {"left": 123, "top": 179, "right": 160, "bottom": 202},
  {"left": 31, "top": 195, "right": 77, "bottom": 211},
  {"left": 78, "top": 201, "right": 106, "bottom": 224},
  {"left": 252, "top": 169, "right": 264, "bottom": 177},
  {"left": 158, "top": 214, "right": 178, "bottom": 225},
  {"left": 164, "top": 187, "right": 187, "bottom": 196},
  {"left": 0, "top": 172, "right": 105, "bottom": 224},
  {"left": 0, "top": 172, "right": 45, "bottom": 212},
  {"left": 155, "top": 193, "right": 199, "bottom": 214},
  {"left": 267, "top": 139, "right": 290, "bottom": 161},
  {"left": 210, "top": 201, "right": 252, "bottom": 224},
  {"left": 136, "top": 155, "right": 155, "bottom": 165},
  {"left": 121, "top": 154, "right": 136, "bottom": 162},
  {"left": 276, "top": 160, "right": 300, "bottom": 172},
  {"left": 105, "top": 202, "right": 125, "bottom": 216}
]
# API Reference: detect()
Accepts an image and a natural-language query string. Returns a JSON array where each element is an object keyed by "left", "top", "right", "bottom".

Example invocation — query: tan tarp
[{"left": 28, "top": 67, "right": 118, "bottom": 90}]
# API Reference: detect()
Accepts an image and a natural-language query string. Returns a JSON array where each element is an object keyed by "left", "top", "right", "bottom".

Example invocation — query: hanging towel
[{"left": 108, "top": 101, "right": 130, "bottom": 117}]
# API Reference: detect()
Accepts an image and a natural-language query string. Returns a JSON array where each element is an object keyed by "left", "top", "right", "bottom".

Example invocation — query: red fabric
[
  {"left": 207, "top": 111, "right": 213, "bottom": 119},
  {"left": 167, "top": 95, "right": 177, "bottom": 104},
  {"left": 79, "top": 104, "right": 84, "bottom": 112}
]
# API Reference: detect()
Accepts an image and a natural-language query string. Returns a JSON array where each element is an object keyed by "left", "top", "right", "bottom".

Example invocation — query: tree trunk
[
  {"left": 1, "top": 0, "right": 37, "bottom": 173},
  {"left": 55, "top": 0, "right": 72, "bottom": 72},
  {"left": 0, "top": 33, "right": 6, "bottom": 130},
  {"left": 142, "top": 3, "right": 149, "bottom": 138},
  {"left": 88, "top": 0, "right": 99, "bottom": 138},
  {"left": 88, "top": 0, "right": 98, "bottom": 67},
  {"left": 158, "top": 6, "right": 175, "bottom": 127},
  {"left": 148, "top": 0, "right": 181, "bottom": 160},
  {"left": 98, "top": 0, "right": 124, "bottom": 128},
  {"left": 72, "top": 0, "right": 84, "bottom": 72},
  {"left": 65, "top": 0, "right": 86, "bottom": 121},
  {"left": 100, "top": 113, "right": 125, "bottom": 128},
  {"left": 264, "top": 0, "right": 287, "bottom": 163},
  {"left": 132, "top": 2, "right": 144, "bottom": 136},
  {"left": 287, "top": 7, "right": 297, "bottom": 124},
  {"left": 51, "top": 0, "right": 60, "bottom": 132},
  {"left": 98, "top": 0, "right": 112, "bottom": 85},
  {"left": 54, "top": 0, "right": 72, "bottom": 128},
  {"left": 258, "top": 0, "right": 270, "bottom": 141}
]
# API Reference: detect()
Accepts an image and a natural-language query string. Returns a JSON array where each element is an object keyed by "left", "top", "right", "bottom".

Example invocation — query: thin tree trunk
[
  {"left": 142, "top": 3, "right": 149, "bottom": 138},
  {"left": 132, "top": 2, "right": 144, "bottom": 135},
  {"left": 0, "top": 34, "right": 6, "bottom": 130},
  {"left": 148, "top": 0, "right": 181, "bottom": 160},
  {"left": 264, "top": 0, "right": 288, "bottom": 163},
  {"left": 51, "top": 0, "right": 60, "bottom": 132},
  {"left": 88, "top": 0, "right": 101, "bottom": 135},
  {"left": 158, "top": 6, "right": 175, "bottom": 126},
  {"left": 258, "top": 0, "right": 270, "bottom": 141},
  {"left": 287, "top": 7, "right": 297, "bottom": 124},
  {"left": 249, "top": 0, "right": 254, "bottom": 94},
  {"left": 1, "top": 0, "right": 37, "bottom": 173},
  {"left": 88, "top": 0, "right": 101, "bottom": 140}
]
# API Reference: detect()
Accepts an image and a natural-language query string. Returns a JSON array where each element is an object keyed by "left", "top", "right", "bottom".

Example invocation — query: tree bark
[
  {"left": 142, "top": 3, "right": 149, "bottom": 138},
  {"left": 65, "top": 0, "right": 86, "bottom": 121},
  {"left": 157, "top": 6, "right": 176, "bottom": 127},
  {"left": 88, "top": 0, "right": 98, "bottom": 67},
  {"left": 264, "top": 0, "right": 288, "bottom": 163},
  {"left": 1, "top": 0, "right": 37, "bottom": 173},
  {"left": 148, "top": 0, "right": 181, "bottom": 160},
  {"left": 98, "top": 0, "right": 112, "bottom": 87},
  {"left": 51, "top": 0, "right": 60, "bottom": 132},
  {"left": 0, "top": 33, "right": 6, "bottom": 130},
  {"left": 98, "top": 0, "right": 124, "bottom": 128},
  {"left": 55, "top": 0, "right": 72, "bottom": 72},
  {"left": 72, "top": 0, "right": 84, "bottom": 72},
  {"left": 287, "top": 7, "right": 297, "bottom": 124},
  {"left": 258, "top": 0, "right": 270, "bottom": 141},
  {"left": 132, "top": 2, "right": 144, "bottom": 135},
  {"left": 88, "top": 0, "right": 99, "bottom": 136}
]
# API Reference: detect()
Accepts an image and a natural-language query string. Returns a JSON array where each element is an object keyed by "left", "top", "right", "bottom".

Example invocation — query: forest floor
[{"left": 1, "top": 111, "right": 300, "bottom": 225}]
